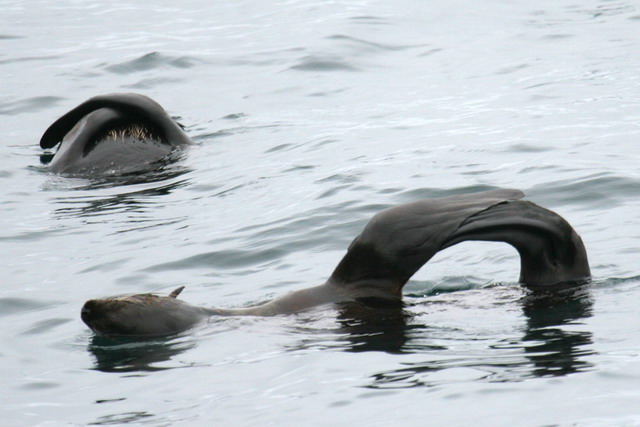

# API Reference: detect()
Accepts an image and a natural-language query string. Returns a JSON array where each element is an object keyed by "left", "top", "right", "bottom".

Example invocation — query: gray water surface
[{"left": 1, "top": 0, "right": 639, "bottom": 425}]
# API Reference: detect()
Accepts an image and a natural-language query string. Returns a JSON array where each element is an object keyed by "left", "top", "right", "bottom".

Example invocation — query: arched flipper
[
  {"left": 443, "top": 200, "right": 590, "bottom": 287},
  {"left": 40, "top": 93, "right": 191, "bottom": 149},
  {"left": 328, "top": 189, "right": 590, "bottom": 303}
]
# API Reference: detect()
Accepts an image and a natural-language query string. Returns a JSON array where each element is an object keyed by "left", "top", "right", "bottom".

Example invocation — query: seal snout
[
  {"left": 80, "top": 299, "right": 99, "bottom": 325},
  {"left": 81, "top": 297, "right": 134, "bottom": 336},
  {"left": 80, "top": 298, "right": 112, "bottom": 331}
]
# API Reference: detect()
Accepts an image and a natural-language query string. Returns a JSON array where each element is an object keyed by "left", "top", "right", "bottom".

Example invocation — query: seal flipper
[
  {"left": 328, "top": 189, "right": 525, "bottom": 302},
  {"left": 40, "top": 93, "right": 191, "bottom": 149},
  {"left": 443, "top": 201, "right": 590, "bottom": 287}
]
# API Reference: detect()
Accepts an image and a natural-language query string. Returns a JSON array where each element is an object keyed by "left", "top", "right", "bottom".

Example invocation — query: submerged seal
[
  {"left": 40, "top": 93, "right": 192, "bottom": 175},
  {"left": 81, "top": 189, "right": 591, "bottom": 337}
]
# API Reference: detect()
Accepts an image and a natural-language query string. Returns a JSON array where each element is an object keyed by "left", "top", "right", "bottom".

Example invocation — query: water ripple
[
  {"left": 327, "top": 34, "right": 427, "bottom": 52},
  {"left": 527, "top": 173, "right": 640, "bottom": 208},
  {"left": 289, "top": 55, "right": 359, "bottom": 72},
  {"left": 102, "top": 52, "right": 201, "bottom": 75},
  {"left": 0, "top": 96, "right": 63, "bottom": 115},
  {"left": 0, "top": 297, "right": 52, "bottom": 316},
  {"left": 142, "top": 248, "right": 287, "bottom": 272}
]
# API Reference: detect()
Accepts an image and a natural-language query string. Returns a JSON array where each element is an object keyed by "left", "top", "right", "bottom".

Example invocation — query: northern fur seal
[
  {"left": 80, "top": 189, "right": 591, "bottom": 337},
  {"left": 40, "top": 93, "right": 191, "bottom": 175}
]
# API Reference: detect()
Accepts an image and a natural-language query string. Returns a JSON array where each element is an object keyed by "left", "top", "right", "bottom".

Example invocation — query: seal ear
[{"left": 169, "top": 286, "right": 185, "bottom": 298}]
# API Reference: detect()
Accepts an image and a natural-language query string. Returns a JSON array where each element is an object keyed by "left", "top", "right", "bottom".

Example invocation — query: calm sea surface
[{"left": 1, "top": 0, "right": 639, "bottom": 425}]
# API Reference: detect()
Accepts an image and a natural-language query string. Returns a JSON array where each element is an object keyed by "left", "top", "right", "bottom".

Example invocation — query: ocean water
[{"left": 1, "top": 0, "right": 639, "bottom": 425}]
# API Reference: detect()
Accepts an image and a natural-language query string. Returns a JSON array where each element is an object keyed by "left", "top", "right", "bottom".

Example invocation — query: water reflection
[
  {"left": 89, "top": 411, "right": 155, "bottom": 425},
  {"left": 520, "top": 284, "right": 594, "bottom": 377},
  {"left": 84, "top": 283, "right": 594, "bottom": 380},
  {"left": 330, "top": 284, "right": 594, "bottom": 388},
  {"left": 333, "top": 301, "right": 414, "bottom": 353},
  {"left": 49, "top": 173, "right": 190, "bottom": 220},
  {"left": 87, "top": 334, "right": 196, "bottom": 373},
  {"left": 70, "top": 164, "right": 190, "bottom": 191}
]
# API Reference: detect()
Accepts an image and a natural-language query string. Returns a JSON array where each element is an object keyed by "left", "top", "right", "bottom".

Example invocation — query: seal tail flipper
[
  {"left": 328, "top": 190, "right": 590, "bottom": 303},
  {"left": 443, "top": 200, "right": 590, "bottom": 287},
  {"left": 327, "top": 189, "right": 526, "bottom": 302}
]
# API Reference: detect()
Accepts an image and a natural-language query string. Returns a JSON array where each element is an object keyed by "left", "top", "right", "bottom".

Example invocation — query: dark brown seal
[
  {"left": 81, "top": 189, "right": 590, "bottom": 337},
  {"left": 40, "top": 93, "right": 192, "bottom": 175}
]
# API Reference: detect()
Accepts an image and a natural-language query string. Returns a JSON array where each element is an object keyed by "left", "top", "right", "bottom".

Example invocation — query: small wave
[
  {"left": 526, "top": 173, "right": 640, "bottom": 209},
  {"left": 327, "top": 34, "right": 426, "bottom": 52},
  {"left": 288, "top": 55, "right": 359, "bottom": 72},
  {"left": 0, "top": 54, "right": 59, "bottom": 66},
  {"left": 349, "top": 15, "right": 390, "bottom": 26},
  {"left": 123, "top": 77, "right": 183, "bottom": 89},
  {"left": 103, "top": 52, "right": 201, "bottom": 75},
  {"left": 20, "top": 318, "right": 72, "bottom": 335},
  {"left": 142, "top": 248, "right": 287, "bottom": 272},
  {"left": 0, "top": 297, "right": 52, "bottom": 316},
  {"left": 0, "top": 96, "right": 63, "bottom": 116}
]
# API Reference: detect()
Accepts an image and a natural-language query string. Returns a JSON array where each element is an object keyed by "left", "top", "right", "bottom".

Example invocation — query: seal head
[{"left": 81, "top": 287, "right": 209, "bottom": 337}]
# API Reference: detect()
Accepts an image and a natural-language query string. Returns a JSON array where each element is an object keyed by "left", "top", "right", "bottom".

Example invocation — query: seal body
[
  {"left": 81, "top": 189, "right": 591, "bottom": 337},
  {"left": 40, "top": 93, "right": 192, "bottom": 175}
]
